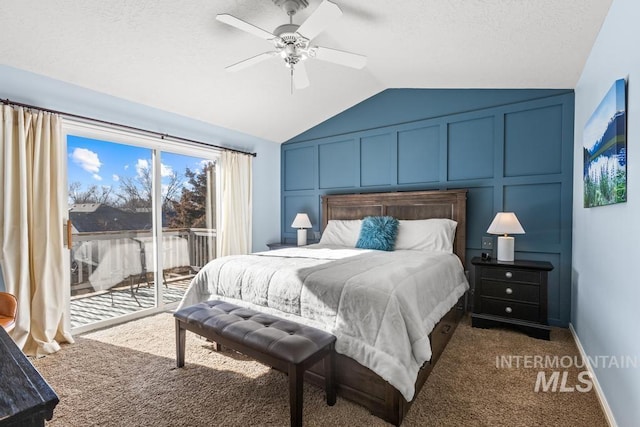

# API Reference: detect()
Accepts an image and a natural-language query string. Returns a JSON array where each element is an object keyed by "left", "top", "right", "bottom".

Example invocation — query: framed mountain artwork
[{"left": 583, "top": 78, "right": 627, "bottom": 208}]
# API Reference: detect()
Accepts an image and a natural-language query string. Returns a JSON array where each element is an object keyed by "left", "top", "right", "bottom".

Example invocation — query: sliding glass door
[
  {"left": 64, "top": 123, "right": 218, "bottom": 332},
  {"left": 159, "top": 153, "right": 217, "bottom": 305},
  {"left": 68, "top": 135, "right": 157, "bottom": 329}
]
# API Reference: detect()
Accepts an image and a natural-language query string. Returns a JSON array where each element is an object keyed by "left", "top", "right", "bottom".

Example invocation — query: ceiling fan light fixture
[
  {"left": 284, "top": 54, "right": 302, "bottom": 67},
  {"left": 284, "top": 44, "right": 297, "bottom": 56},
  {"left": 274, "top": 24, "right": 300, "bottom": 38},
  {"left": 273, "top": 0, "right": 309, "bottom": 16},
  {"left": 217, "top": 0, "right": 366, "bottom": 89}
]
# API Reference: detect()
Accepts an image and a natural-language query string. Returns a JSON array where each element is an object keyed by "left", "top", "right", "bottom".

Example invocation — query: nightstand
[
  {"left": 471, "top": 257, "right": 553, "bottom": 340},
  {"left": 266, "top": 242, "right": 298, "bottom": 250},
  {"left": 266, "top": 241, "right": 319, "bottom": 250}
]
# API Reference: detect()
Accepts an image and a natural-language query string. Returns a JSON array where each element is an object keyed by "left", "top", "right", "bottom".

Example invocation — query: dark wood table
[{"left": 0, "top": 327, "right": 59, "bottom": 426}]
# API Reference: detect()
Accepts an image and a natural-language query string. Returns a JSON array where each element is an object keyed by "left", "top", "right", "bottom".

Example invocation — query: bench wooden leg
[
  {"left": 325, "top": 347, "right": 336, "bottom": 406},
  {"left": 288, "top": 363, "right": 304, "bottom": 427},
  {"left": 195, "top": 335, "right": 223, "bottom": 351},
  {"left": 176, "top": 319, "right": 186, "bottom": 368}
]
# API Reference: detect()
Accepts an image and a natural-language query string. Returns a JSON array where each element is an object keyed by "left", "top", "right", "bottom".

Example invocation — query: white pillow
[
  {"left": 394, "top": 218, "right": 457, "bottom": 253},
  {"left": 319, "top": 219, "right": 363, "bottom": 247}
]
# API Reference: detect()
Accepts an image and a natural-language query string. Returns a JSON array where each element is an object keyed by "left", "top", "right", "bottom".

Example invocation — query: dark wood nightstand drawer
[
  {"left": 479, "top": 267, "right": 540, "bottom": 284},
  {"left": 480, "top": 297, "right": 539, "bottom": 322},
  {"left": 479, "top": 280, "right": 539, "bottom": 303}
]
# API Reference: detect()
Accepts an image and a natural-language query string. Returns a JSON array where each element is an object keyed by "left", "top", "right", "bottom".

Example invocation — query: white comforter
[{"left": 178, "top": 245, "right": 469, "bottom": 401}]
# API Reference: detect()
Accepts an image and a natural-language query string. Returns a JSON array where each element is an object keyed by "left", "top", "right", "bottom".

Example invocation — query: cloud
[
  {"left": 135, "top": 159, "right": 174, "bottom": 178},
  {"left": 112, "top": 174, "right": 120, "bottom": 182},
  {"left": 71, "top": 148, "right": 101, "bottom": 173},
  {"left": 161, "top": 163, "right": 174, "bottom": 178},
  {"left": 92, "top": 174, "right": 102, "bottom": 181},
  {"left": 199, "top": 159, "right": 213, "bottom": 169},
  {"left": 136, "top": 159, "right": 149, "bottom": 177},
  {"left": 124, "top": 164, "right": 129, "bottom": 170}
]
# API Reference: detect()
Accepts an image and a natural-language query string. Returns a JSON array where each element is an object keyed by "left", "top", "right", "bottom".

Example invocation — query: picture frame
[{"left": 583, "top": 78, "right": 627, "bottom": 208}]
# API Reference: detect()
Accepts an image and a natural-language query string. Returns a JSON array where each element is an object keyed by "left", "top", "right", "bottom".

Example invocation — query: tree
[
  {"left": 168, "top": 163, "right": 215, "bottom": 229},
  {"left": 114, "top": 161, "right": 182, "bottom": 211},
  {"left": 114, "top": 175, "right": 151, "bottom": 211},
  {"left": 68, "top": 182, "right": 113, "bottom": 205}
]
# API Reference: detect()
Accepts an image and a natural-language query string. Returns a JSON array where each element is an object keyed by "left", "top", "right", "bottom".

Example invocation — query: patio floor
[{"left": 70, "top": 276, "right": 192, "bottom": 329}]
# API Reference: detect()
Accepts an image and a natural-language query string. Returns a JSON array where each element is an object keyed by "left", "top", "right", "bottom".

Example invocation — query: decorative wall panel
[
  {"left": 398, "top": 126, "right": 440, "bottom": 184},
  {"left": 448, "top": 116, "right": 494, "bottom": 181},
  {"left": 504, "top": 183, "right": 562, "bottom": 248},
  {"left": 284, "top": 146, "right": 315, "bottom": 191},
  {"left": 360, "top": 133, "right": 394, "bottom": 187},
  {"left": 319, "top": 139, "right": 356, "bottom": 189},
  {"left": 464, "top": 186, "right": 494, "bottom": 248},
  {"left": 283, "top": 195, "right": 318, "bottom": 235},
  {"left": 504, "top": 105, "right": 563, "bottom": 177}
]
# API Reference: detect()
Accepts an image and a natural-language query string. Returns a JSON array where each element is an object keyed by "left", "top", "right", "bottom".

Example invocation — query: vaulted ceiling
[{"left": 0, "top": 0, "right": 612, "bottom": 143}]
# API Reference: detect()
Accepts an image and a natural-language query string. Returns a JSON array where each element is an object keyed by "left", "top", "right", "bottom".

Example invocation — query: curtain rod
[{"left": 1, "top": 98, "right": 257, "bottom": 157}]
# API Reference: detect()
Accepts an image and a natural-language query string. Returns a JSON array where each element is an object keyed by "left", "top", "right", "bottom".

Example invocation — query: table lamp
[
  {"left": 291, "top": 213, "right": 312, "bottom": 246},
  {"left": 487, "top": 212, "right": 525, "bottom": 262}
]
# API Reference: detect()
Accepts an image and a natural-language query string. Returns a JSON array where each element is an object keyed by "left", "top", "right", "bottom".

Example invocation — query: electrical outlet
[{"left": 481, "top": 236, "right": 494, "bottom": 250}]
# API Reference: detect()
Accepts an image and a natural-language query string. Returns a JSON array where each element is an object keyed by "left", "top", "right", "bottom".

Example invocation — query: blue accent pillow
[{"left": 356, "top": 216, "right": 399, "bottom": 251}]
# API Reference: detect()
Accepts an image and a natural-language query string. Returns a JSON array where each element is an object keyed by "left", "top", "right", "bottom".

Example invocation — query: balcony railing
[{"left": 70, "top": 228, "right": 216, "bottom": 297}]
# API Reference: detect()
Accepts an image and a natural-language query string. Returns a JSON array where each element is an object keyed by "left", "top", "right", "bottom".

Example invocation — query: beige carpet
[{"left": 33, "top": 313, "right": 608, "bottom": 426}]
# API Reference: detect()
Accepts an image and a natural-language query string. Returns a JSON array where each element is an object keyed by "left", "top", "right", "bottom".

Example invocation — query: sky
[
  {"left": 67, "top": 135, "right": 213, "bottom": 203},
  {"left": 583, "top": 78, "right": 626, "bottom": 151}
]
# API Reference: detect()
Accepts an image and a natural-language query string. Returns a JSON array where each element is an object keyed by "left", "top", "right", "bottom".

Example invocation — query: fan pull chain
[{"left": 291, "top": 68, "right": 294, "bottom": 95}]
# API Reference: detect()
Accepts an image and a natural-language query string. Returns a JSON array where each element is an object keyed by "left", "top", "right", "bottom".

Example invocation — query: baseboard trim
[{"left": 569, "top": 323, "right": 617, "bottom": 427}]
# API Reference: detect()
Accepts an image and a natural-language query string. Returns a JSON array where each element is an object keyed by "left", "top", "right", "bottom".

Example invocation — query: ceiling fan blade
[
  {"left": 226, "top": 51, "right": 278, "bottom": 72},
  {"left": 296, "top": 0, "right": 342, "bottom": 41},
  {"left": 314, "top": 46, "right": 367, "bottom": 69},
  {"left": 216, "top": 14, "right": 275, "bottom": 40},
  {"left": 294, "top": 62, "right": 310, "bottom": 89}
]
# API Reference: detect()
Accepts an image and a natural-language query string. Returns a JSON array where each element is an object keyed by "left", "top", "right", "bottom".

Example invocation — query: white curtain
[
  {"left": 205, "top": 162, "right": 216, "bottom": 261},
  {"left": 0, "top": 105, "right": 73, "bottom": 356},
  {"left": 219, "top": 151, "right": 252, "bottom": 256}
]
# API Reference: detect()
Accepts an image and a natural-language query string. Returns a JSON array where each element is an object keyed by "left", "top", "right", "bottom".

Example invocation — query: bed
[{"left": 178, "top": 189, "right": 468, "bottom": 425}]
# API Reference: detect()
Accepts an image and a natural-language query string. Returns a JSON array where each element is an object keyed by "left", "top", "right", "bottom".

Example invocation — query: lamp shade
[
  {"left": 291, "top": 213, "right": 312, "bottom": 229},
  {"left": 486, "top": 212, "right": 525, "bottom": 235}
]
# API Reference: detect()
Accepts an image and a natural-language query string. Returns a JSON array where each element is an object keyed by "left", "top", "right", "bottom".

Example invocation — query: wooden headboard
[{"left": 321, "top": 189, "right": 467, "bottom": 265}]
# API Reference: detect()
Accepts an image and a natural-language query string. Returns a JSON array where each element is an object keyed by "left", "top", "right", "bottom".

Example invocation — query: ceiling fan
[{"left": 216, "top": 0, "right": 367, "bottom": 90}]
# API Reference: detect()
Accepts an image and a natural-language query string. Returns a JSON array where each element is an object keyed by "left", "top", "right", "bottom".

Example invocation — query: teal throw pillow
[{"left": 355, "top": 216, "right": 399, "bottom": 251}]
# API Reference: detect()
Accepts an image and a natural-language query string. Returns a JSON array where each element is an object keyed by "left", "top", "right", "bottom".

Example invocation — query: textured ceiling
[{"left": 0, "top": 0, "right": 612, "bottom": 143}]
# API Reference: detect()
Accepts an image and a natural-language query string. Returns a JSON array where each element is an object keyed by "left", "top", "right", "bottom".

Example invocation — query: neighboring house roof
[
  {"left": 70, "top": 204, "right": 152, "bottom": 232},
  {"left": 69, "top": 203, "right": 101, "bottom": 213}
]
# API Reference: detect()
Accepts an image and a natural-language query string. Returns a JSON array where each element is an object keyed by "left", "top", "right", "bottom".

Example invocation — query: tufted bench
[{"left": 174, "top": 300, "right": 336, "bottom": 427}]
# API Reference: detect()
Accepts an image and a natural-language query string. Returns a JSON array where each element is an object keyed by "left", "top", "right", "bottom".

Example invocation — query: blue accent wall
[{"left": 282, "top": 88, "right": 574, "bottom": 327}]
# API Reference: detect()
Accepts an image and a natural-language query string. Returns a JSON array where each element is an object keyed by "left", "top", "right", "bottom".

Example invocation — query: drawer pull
[
  {"left": 505, "top": 271, "right": 513, "bottom": 279},
  {"left": 505, "top": 287, "right": 513, "bottom": 295},
  {"left": 505, "top": 307, "right": 513, "bottom": 314}
]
